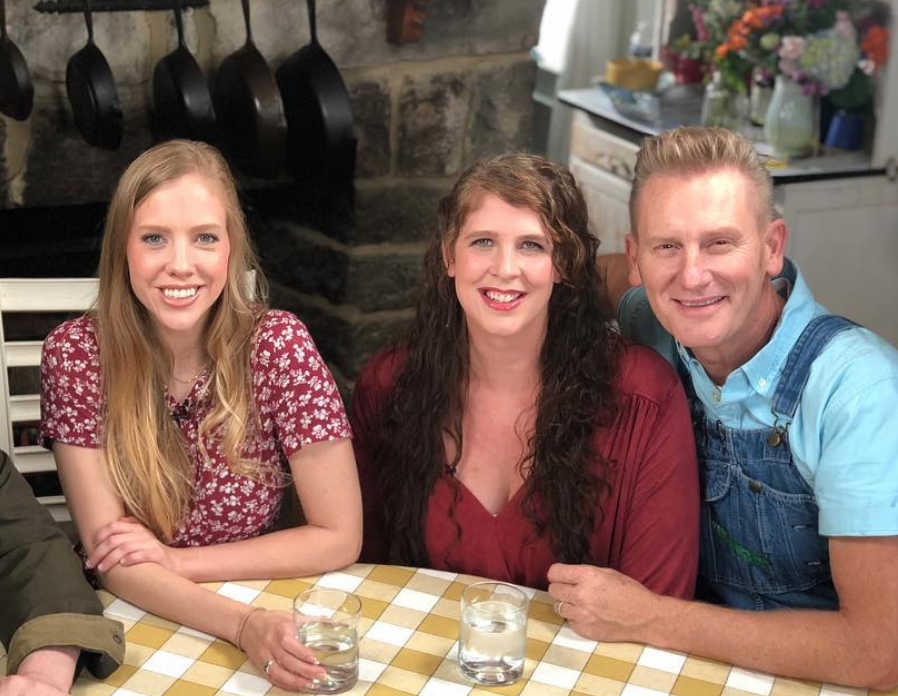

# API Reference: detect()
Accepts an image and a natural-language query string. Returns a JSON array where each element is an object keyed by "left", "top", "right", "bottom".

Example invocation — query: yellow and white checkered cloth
[{"left": 1, "top": 564, "right": 893, "bottom": 696}]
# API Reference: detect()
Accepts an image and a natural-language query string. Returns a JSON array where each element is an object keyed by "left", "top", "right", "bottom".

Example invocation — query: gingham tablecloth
[{"left": 1, "top": 563, "right": 892, "bottom": 696}]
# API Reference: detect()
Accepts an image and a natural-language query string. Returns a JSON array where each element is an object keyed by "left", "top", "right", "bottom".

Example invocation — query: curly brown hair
[{"left": 368, "top": 153, "right": 622, "bottom": 567}]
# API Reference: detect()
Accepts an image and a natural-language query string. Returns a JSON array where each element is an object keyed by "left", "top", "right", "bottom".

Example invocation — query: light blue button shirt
[{"left": 618, "top": 259, "right": 898, "bottom": 537}]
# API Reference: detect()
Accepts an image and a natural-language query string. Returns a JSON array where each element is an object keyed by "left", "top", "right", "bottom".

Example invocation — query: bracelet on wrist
[{"left": 235, "top": 607, "right": 265, "bottom": 651}]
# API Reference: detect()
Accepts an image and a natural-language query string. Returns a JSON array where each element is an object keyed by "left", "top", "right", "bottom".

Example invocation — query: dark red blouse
[{"left": 352, "top": 343, "right": 699, "bottom": 597}]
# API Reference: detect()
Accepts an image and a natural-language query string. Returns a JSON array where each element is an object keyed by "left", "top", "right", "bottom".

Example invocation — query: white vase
[{"left": 764, "top": 75, "right": 816, "bottom": 158}]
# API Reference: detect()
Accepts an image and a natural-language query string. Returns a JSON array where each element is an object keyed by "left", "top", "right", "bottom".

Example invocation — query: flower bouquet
[{"left": 679, "top": 0, "right": 891, "bottom": 152}]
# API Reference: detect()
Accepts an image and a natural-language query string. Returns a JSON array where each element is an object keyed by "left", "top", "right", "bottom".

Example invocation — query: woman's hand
[
  {"left": 241, "top": 609, "right": 328, "bottom": 691},
  {"left": 87, "top": 516, "right": 182, "bottom": 575}
]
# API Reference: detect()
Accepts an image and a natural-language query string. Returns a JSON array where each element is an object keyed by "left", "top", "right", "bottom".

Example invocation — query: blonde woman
[{"left": 39, "top": 140, "right": 361, "bottom": 692}]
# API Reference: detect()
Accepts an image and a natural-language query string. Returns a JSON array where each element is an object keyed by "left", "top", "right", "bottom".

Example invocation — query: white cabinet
[
  {"left": 569, "top": 155, "right": 632, "bottom": 254},
  {"left": 568, "top": 111, "right": 638, "bottom": 254},
  {"left": 778, "top": 178, "right": 898, "bottom": 346}
]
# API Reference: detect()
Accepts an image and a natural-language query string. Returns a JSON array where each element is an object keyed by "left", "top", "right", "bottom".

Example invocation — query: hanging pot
[
  {"left": 212, "top": 0, "right": 286, "bottom": 178},
  {"left": 66, "top": 0, "right": 123, "bottom": 150},
  {"left": 153, "top": 0, "right": 217, "bottom": 143},
  {"left": 275, "top": 0, "right": 356, "bottom": 186},
  {"left": 0, "top": 0, "right": 33, "bottom": 120}
]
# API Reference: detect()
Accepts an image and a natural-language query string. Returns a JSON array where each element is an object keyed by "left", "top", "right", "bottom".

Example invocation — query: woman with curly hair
[
  {"left": 351, "top": 153, "right": 699, "bottom": 595},
  {"left": 40, "top": 140, "right": 361, "bottom": 692}
]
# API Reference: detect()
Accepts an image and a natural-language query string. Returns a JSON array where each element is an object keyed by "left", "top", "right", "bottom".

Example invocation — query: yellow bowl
[{"left": 604, "top": 59, "right": 663, "bottom": 92}]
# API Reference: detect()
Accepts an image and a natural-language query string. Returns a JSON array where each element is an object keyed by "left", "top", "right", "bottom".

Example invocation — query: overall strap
[{"left": 771, "top": 315, "right": 858, "bottom": 419}]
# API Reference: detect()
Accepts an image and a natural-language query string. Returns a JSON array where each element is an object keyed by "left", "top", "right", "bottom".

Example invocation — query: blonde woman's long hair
[{"left": 96, "top": 139, "right": 267, "bottom": 541}]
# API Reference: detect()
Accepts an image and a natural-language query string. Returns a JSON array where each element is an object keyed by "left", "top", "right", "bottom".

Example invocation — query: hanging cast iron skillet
[
  {"left": 0, "top": 0, "right": 33, "bottom": 120},
  {"left": 153, "top": 0, "right": 217, "bottom": 143},
  {"left": 213, "top": 0, "right": 286, "bottom": 178},
  {"left": 276, "top": 0, "right": 356, "bottom": 186},
  {"left": 66, "top": 0, "right": 123, "bottom": 150}
]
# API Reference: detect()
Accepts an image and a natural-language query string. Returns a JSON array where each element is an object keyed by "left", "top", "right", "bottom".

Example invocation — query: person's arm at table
[
  {"left": 54, "top": 442, "right": 327, "bottom": 692},
  {"left": 550, "top": 372, "right": 898, "bottom": 689},
  {"left": 549, "top": 536, "right": 898, "bottom": 689},
  {"left": 86, "top": 438, "right": 362, "bottom": 582}
]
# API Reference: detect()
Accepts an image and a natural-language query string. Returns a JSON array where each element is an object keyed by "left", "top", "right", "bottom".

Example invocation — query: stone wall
[{"left": 0, "top": 0, "right": 547, "bottom": 385}]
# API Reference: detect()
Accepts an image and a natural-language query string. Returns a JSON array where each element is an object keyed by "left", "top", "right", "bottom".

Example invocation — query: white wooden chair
[{"left": 0, "top": 278, "right": 99, "bottom": 521}]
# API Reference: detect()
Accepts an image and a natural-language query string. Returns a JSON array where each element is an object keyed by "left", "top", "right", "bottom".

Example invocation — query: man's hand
[
  {"left": 0, "top": 675, "right": 70, "bottom": 696},
  {"left": 547, "top": 563, "right": 661, "bottom": 643},
  {"left": 3, "top": 646, "right": 79, "bottom": 694}
]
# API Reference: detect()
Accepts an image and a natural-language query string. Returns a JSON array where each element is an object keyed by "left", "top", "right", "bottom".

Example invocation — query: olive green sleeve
[
  {"left": 0, "top": 450, "right": 124, "bottom": 677},
  {"left": 6, "top": 613, "right": 124, "bottom": 678}
]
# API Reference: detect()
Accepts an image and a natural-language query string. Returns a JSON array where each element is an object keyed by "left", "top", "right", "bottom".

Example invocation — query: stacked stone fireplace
[{"left": 0, "top": 0, "right": 546, "bottom": 389}]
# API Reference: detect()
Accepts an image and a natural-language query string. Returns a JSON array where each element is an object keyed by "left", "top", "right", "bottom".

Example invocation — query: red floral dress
[{"left": 39, "top": 311, "right": 351, "bottom": 547}]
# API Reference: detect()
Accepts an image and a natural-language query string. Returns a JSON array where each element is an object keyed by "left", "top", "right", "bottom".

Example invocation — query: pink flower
[
  {"left": 692, "top": 6, "right": 709, "bottom": 42},
  {"left": 778, "top": 35, "right": 806, "bottom": 60}
]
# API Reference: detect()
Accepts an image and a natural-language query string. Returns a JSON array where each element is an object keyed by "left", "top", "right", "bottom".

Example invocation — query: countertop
[{"left": 558, "top": 86, "right": 884, "bottom": 183}]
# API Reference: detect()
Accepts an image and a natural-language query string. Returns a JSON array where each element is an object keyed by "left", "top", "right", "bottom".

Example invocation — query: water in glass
[
  {"left": 296, "top": 620, "right": 359, "bottom": 693},
  {"left": 294, "top": 589, "right": 361, "bottom": 694},
  {"left": 458, "top": 598, "right": 527, "bottom": 685}
]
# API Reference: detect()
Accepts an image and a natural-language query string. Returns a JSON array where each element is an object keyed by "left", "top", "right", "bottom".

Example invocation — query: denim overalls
[{"left": 686, "top": 315, "right": 855, "bottom": 611}]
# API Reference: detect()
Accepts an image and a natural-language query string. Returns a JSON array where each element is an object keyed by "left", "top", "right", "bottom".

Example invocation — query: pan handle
[
  {"left": 81, "top": 0, "right": 94, "bottom": 43},
  {"left": 240, "top": 0, "right": 254, "bottom": 45},
  {"left": 305, "top": 0, "right": 317, "bottom": 46},
  {"left": 173, "top": 0, "right": 185, "bottom": 49}
]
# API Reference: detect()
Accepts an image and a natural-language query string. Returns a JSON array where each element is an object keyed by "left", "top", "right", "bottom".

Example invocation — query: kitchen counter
[{"left": 558, "top": 86, "right": 884, "bottom": 183}]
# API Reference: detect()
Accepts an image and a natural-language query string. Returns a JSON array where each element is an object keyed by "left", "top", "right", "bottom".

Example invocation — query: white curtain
[{"left": 545, "top": 0, "right": 624, "bottom": 164}]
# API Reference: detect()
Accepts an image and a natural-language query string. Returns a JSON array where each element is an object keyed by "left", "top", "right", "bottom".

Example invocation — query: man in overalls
[{"left": 548, "top": 127, "right": 898, "bottom": 688}]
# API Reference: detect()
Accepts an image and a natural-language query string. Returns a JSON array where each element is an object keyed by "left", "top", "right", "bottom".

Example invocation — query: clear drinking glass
[
  {"left": 458, "top": 581, "right": 529, "bottom": 686},
  {"left": 293, "top": 589, "right": 362, "bottom": 693}
]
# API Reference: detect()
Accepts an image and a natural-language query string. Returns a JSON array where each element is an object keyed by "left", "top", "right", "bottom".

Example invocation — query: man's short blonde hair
[{"left": 629, "top": 126, "right": 775, "bottom": 235}]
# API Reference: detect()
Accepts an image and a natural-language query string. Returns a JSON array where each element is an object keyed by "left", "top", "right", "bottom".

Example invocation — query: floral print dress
[{"left": 40, "top": 310, "right": 351, "bottom": 547}]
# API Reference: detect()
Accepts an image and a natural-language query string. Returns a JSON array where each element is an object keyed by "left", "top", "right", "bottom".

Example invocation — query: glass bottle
[
  {"left": 701, "top": 71, "right": 747, "bottom": 131},
  {"left": 750, "top": 66, "right": 774, "bottom": 126}
]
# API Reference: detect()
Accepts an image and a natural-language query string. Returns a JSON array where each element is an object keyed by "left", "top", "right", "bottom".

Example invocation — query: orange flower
[
  {"left": 716, "top": 3, "right": 785, "bottom": 67},
  {"left": 862, "top": 26, "right": 890, "bottom": 68},
  {"left": 727, "top": 22, "right": 749, "bottom": 45},
  {"left": 742, "top": 10, "right": 763, "bottom": 29}
]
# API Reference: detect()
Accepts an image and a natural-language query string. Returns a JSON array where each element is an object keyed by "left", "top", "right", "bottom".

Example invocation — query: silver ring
[
  {"left": 555, "top": 600, "right": 567, "bottom": 617},
  {"left": 263, "top": 658, "right": 276, "bottom": 676}
]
